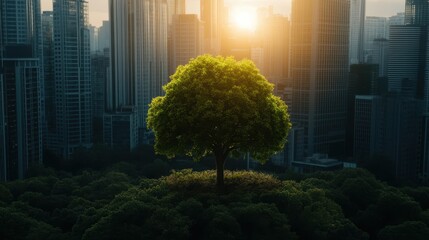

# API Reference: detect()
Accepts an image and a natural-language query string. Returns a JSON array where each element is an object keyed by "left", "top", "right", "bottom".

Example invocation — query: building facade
[
  {"left": 290, "top": 0, "right": 350, "bottom": 157},
  {"left": 171, "top": 14, "right": 204, "bottom": 72},
  {"left": 53, "top": 0, "right": 92, "bottom": 158},
  {"left": 107, "top": 0, "right": 168, "bottom": 147},
  {"left": 349, "top": 0, "right": 366, "bottom": 64},
  {"left": 0, "top": 0, "right": 44, "bottom": 180},
  {"left": 201, "top": 0, "right": 224, "bottom": 55}
]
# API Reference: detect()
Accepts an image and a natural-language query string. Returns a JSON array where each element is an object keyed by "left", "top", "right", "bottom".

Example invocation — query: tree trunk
[{"left": 215, "top": 154, "right": 226, "bottom": 188}]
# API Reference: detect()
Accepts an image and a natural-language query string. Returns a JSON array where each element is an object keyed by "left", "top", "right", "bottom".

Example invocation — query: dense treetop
[{"left": 1, "top": 161, "right": 428, "bottom": 240}]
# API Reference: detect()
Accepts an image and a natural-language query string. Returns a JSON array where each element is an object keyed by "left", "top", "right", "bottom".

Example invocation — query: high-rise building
[
  {"left": 349, "top": 0, "right": 366, "bottom": 64},
  {"left": 347, "top": 64, "right": 380, "bottom": 157},
  {"left": 167, "top": 0, "right": 186, "bottom": 26},
  {"left": 354, "top": 95, "right": 423, "bottom": 182},
  {"left": 405, "top": 0, "right": 429, "bottom": 25},
  {"left": 167, "top": 0, "right": 186, "bottom": 76},
  {"left": 53, "top": 0, "right": 92, "bottom": 158},
  {"left": 389, "top": 12, "right": 406, "bottom": 27},
  {"left": 364, "top": 16, "right": 389, "bottom": 76},
  {"left": 42, "top": 11, "right": 56, "bottom": 150},
  {"left": 290, "top": 0, "right": 350, "bottom": 157},
  {"left": 201, "top": 0, "right": 224, "bottom": 55},
  {"left": 255, "top": 14, "right": 290, "bottom": 93},
  {"left": 98, "top": 20, "right": 110, "bottom": 52},
  {"left": 0, "top": 0, "right": 44, "bottom": 180},
  {"left": 91, "top": 50, "right": 109, "bottom": 143},
  {"left": 107, "top": 0, "right": 168, "bottom": 147},
  {"left": 388, "top": 25, "right": 426, "bottom": 98},
  {"left": 171, "top": 14, "right": 204, "bottom": 72},
  {"left": 88, "top": 25, "right": 98, "bottom": 53}
]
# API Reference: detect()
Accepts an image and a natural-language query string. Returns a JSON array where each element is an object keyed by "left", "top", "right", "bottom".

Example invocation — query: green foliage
[
  {"left": 147, "top": 54, "right": 291, "bottom": 163},
  {"left": 377, "top": 221, "right": 429, "bottom": 240},
  {"left": 1, "top": 168, "right": 428, "bottom": 240},
  {"left": 164, "top": 169, "right": 281, "bottom": 192},
  {"left": 0, "top": 184, "right": 13, "bottom": 203}
]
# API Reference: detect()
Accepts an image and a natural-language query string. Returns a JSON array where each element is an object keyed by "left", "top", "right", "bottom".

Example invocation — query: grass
[{"left": 163, "top": 169, "right": 282, "bottom": 193}]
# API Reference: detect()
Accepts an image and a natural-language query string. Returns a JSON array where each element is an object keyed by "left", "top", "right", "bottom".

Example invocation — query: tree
[{"left": 147, "top": 55, "right": 291, "bottom": 187}]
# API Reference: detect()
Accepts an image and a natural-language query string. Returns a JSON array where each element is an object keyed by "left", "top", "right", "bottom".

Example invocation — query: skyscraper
[
  {"left": 0, "top": 0, "right": 44, "bottom": 180},
  {"left": 349, "top": 0, "right": 366, "bottom": 64},
  {"left": 42, "top": 11, "right": 56, "bottom": 150},
  {"left": 290, "top": 0, "right": 350, "bottom": 157},
  {"left": 201, "top": 0, "right": 224, "bottom": 55},
  {"left": 388, "top": 25, "right": 426, "bottom": 97},
  {"left": 167, "top": 0, "right": 186, "bottom": 76},
  {"left": 256, "top": 14, "right": 290, "bottom": 93},
  {"left": 106, "top": 0, "right": 168, "bottom": 147},
  {"left": 405, "top": 0, "right": 429, "bottom": 25},
  {"left": 171, "top": 14, "right": 204, "bottom": 71},
  {"left": 53, "top": 0, "right": 92, "bottom": 158},
  {"left": 98, "top": 20, "right": 110, "bottom": 52}
]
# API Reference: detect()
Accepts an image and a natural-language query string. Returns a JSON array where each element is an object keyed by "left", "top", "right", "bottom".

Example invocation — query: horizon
[{"left": 41, "top": 0, "right": 406, "bottom": 27}]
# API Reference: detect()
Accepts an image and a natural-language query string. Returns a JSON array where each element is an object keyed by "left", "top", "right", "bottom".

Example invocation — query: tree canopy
[{"left": 147, "top": 55, "right": 291, "bottom": 186}]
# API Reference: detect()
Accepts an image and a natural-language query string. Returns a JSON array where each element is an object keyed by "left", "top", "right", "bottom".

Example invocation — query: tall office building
[
  {"left": 88, "top": 25, "right": 98, "bottom": 53},
  {"left": 388, "top": 25, "right": 426, "bottom": 97},
  {"left": 201, "top": 0, "right": 224, "bottom": 55},
  {"left": 106, "top": 0, "right": 168, "bottom": 147},
  {"left": 98, "top": 20, "right": 110, "bottom": 52},
  {"left": 405, "top": 0, "right": 429, "bottom": 25},
  {"left": 53, "top": 0, "right": 92, "bottom": 158},
  {"left": 167, "top": 0, "right": 186, "bottom": 26},
  {"left": 349, "top": 0, "right": 365, "bottom": 64},
  {"left": 389, "top": 12, "right": 405, "bottom": 27},
  {"left": 91, "top": 50, "right": 109, "bottom": 143},
  {"left": 0, "top": 0, "right": 44, "bottom": 180},
  {"left": 256, "top": 14, "right": 290, "bottom": 93},
  {"left": 171, "top": 14, "right": 204, "bottom": 71},
  {"left": 42, "top": 11, "right": 56, "bottom": 150},
  {"left": 364, "top": 16, "right": 389, "bottom": 76},
  {"left": 167, "top": 0, "right": 186, "bottom": 76},
  {"left": 290, "top": 0, "right": 350, "bottom": 157},
  {"left": 354, "top": 95, "right": 423, "bottom": 182}
]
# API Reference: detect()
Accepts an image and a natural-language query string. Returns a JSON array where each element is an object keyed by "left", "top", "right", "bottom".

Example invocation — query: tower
[
  {"left": 290, "top": 0, "right": 350, "bottom": 157},
  {"left": 200, "top": 0, "right": 224, "bottom": 55},
  {"left": 349, "top": 0, "right": 366, "bottom": 64},
  {"left": 0, "top": 0, "right": 44, "bottom": 180},
  {"left": 171, "top": 14, "right": 204, "bottom": 71},
  {"left": 53, "top": 0, "right": 92, "bottom": 158},
  {"left": 106, "top": 0, "right": 168, "bottom": 147}
]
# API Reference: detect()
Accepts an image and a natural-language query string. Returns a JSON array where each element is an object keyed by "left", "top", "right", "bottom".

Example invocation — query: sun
[{"left": 231, "top": 7, "right": 258, "bottom": 31}]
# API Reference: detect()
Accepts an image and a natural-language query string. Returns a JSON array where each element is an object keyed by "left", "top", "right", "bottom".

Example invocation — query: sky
[{"left": 41, "top": 0, "right": 406, "bottom": 27}]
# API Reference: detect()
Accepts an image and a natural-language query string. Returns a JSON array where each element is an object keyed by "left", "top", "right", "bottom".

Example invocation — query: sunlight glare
[{"left": 231, "top": 7, "right": 258, "bottom": 31}]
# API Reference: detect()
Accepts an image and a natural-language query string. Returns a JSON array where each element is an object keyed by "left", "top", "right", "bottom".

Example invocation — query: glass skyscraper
[
  {"left": 0, "top": 0, "right": 44, "bottom": 180},
  {"left": 106, "top": 0, "right": 168, "bottom": 147},
  {"left": 53, "top": 0, "right": 92, "bottom": 158},
  {"left": 290, "top": 0, "right": 350, "bottom": 157}
]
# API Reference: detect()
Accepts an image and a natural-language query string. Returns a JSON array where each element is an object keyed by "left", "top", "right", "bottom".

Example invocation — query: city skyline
[{"left": 40, "top": 0, "right": 407, "bottom": 27}]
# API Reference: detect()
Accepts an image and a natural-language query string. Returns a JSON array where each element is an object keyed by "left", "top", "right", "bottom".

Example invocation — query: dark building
[
  {"left": 91, "top": 50, "right": 109, "bottom": 143},
  {"left": 290, "top": 0, "right": 350, "bottom": 158},
  {"left": 0, "top": 0, "right": 44, "bottom": 181},
  {"left": 354, "top": 94, "right": 423, "bottom": 182},
  {"left": 405, "top": 0, "right": 429, "bottom": 25},
  {"left": 42, "top": 11, "right": 56, "bottom": 151},
  {"left": 346, "top": 64, "right": 380, "bottom": 158},
  {"left": 53, "top": 0, "right": 93, "bottom": 158}
]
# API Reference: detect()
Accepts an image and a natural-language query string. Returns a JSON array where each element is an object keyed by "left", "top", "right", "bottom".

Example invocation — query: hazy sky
[{"left": 41, "top": 0, "right": 406, "bottom": 27}]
